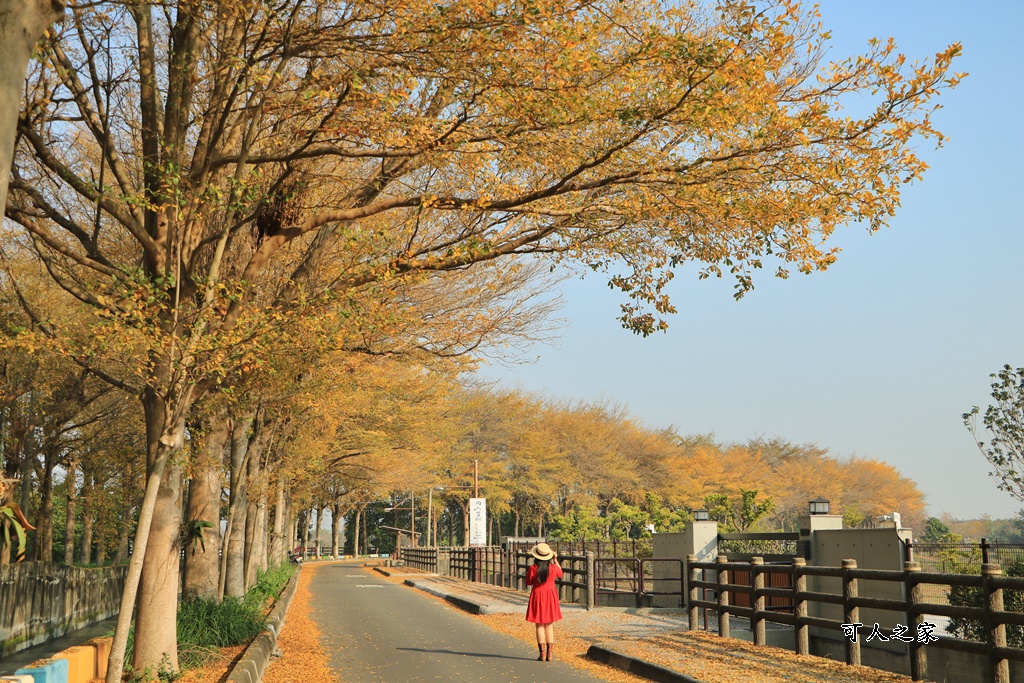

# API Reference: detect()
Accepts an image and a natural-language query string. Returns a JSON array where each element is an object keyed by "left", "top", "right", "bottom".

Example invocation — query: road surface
[{"left": 310, "top": 563, "right": 608, "bottom": 683}]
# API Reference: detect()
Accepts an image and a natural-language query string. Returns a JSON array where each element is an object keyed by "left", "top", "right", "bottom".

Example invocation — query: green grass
[{"left": 123, "top": 563, "right": 298, "bottom": 679}]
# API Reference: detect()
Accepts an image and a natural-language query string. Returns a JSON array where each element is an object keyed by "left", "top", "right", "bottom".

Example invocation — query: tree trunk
[
  {"left": 314, "top": 505, "right": 322, "bottom": 556},
  {"left": 37, "top": 449, "right": 55, "bottom": 562},
  {"left": 258, "top": 492, "right": 268, "bottom": 572},
  {"left": 331, "top": 502, "right": 340, "bottom": 558},
  {"left": 285, "top": 487, "right": 294, "bottom": 557},
  {"left": 0, "top": 0, "right": 64, "bottom": 213},
  {"left": 243, "top": 451, "right": 259, "bottom": 589},
  {"left": 245, "top": 485, "right": 267, "bottom": 586},
  {"left": 269, "top": 476, "right": 285, "bottom": 566},
  {"left": 224, "top": 413, "right": 253, "bottom": 598},
  {"left": 183, "top": 409, "right": 227, "bottom": 601},
  {"left": 105, "top": 383, "right": 191, "bottom": 683},
  {"left": 80, "top": 474, "right": 94, "bottom": 566},
  {"left": 353, "top": 507, "right": 361, "bottom": 557},
  {"left": 95, "top": 531, "right": 107, "bottom": 565},
  {"left": 112, "top": 505, "right": 133, "bottom": 565},
  {"left": 133, "top": 461, "right": 184, "bottom": 676},
  {"left": 64, "top": 460, "right": 78, "bottom": 565}
]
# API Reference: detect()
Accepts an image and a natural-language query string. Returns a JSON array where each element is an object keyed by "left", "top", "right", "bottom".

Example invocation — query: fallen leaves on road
[{"left": 263, "top": 563, "right": 339, "bottom": 683}]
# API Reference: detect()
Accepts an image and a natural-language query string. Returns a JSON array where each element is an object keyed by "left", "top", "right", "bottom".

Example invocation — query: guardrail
[{"left": 687, "top": 554, "right": 1023, "bottom": 683}]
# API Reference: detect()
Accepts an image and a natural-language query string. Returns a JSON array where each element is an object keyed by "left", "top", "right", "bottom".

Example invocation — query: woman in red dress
[{"left": 525, "top": 542, "right": 563, "bottom": 661}]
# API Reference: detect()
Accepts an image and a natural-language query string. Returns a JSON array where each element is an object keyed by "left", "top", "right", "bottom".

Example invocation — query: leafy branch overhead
[{"left": 965, "top": 365, "right": 1024, "bottom": 500}]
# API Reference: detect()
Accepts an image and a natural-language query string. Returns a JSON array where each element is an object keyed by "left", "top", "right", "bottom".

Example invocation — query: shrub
[{"left": 947, "top": 557, "right": 1024, "bottom": 646}]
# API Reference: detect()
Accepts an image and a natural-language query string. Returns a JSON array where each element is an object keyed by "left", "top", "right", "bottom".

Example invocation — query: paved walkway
[
  {"left": 371, "top": 564, "right": 915, "bottom": 683},
  {"left": 309, "top": 562, "right": 613, "bottom": 683}
]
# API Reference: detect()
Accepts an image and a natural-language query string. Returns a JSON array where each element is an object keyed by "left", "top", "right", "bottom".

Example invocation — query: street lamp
[
  {"left": 693, "top": 508, "right": 710, "bottom": 522},
  {"left": 809, "top": 497, "right": 831, "bottom": 515}
]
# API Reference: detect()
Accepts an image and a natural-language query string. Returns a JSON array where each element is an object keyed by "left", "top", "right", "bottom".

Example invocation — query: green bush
[
  {"left": 948, "top": 557, "right": 1024, "bottom": 646},
  {"left": 245, "top": 564, "right": 296, "bottom": 610}
]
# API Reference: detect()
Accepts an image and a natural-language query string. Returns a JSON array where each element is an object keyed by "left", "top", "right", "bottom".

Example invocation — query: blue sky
[{"left": 477, "top": 1, "right": 1024, "bottom": 521}]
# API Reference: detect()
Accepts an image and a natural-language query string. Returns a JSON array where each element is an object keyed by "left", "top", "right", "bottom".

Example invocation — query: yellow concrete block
[
  {"left": 84, "top": 637, "right": 112, "bottom": 679},
  {"left": 53, "top": 645, "right": 93, "bottom": 683}
]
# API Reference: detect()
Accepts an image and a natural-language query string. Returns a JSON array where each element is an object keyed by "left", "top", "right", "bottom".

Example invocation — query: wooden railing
[
  {"left": 395, "top": 544, "right": 684, "bottom": 609},
  {"left": 687, "top": 555, "right": 1024, "bottom": 683},
  {"left": 401, "top": 547, "right": 438, "bottom": 573}
]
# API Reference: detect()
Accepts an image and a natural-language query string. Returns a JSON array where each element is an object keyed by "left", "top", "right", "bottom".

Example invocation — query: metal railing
[
  {"left": 688, "top": 554, "right": 1024, "bottom": 683},
  {"left": 593, "top": 557, "right": 685, "bottom": 607}
]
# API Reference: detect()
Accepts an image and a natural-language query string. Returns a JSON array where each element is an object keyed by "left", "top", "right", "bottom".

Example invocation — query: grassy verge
[{"left": 126, "top": 563, "right": 298, "bottom": 680}]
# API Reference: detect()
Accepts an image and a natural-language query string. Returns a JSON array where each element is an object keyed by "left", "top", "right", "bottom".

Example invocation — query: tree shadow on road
[{"left": 396, "top": 647, "right": 535, "bottom": 661}]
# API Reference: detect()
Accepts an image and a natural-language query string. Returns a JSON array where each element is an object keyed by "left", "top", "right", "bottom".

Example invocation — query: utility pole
[{"left": 474, "top": 459, "right": 479, "bottom": 498}]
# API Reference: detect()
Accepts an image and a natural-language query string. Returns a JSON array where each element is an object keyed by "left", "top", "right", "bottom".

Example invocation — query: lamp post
[
  {"left": 809, "top": 497, "right": 831, "bottom": 515},
  {"left": 694, "top": 508, "right": 710, "bottom": 522}
]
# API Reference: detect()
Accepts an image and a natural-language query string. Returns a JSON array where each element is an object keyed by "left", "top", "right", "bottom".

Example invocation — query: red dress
[{"left": 525, "top": 562, "right": 563, "bottom": 623}]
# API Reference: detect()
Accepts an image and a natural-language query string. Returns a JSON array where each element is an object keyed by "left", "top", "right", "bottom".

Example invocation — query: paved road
[{"left": 311, "top": 563, "right": 607, "bottom": 683}]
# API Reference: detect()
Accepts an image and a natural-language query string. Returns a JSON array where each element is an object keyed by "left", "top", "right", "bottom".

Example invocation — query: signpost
[{"left": 469, "top": 497, "right": 487, "bottom": 547}]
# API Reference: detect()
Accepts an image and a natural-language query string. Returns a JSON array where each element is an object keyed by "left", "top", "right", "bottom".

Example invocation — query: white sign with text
[{"left": 469, "top": 497, "right": 487, "bottom": 547}]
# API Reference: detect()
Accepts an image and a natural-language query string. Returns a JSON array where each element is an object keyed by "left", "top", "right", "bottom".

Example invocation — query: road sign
[{"left": 469, "top": 497, "right": 487, "bottom": 547}]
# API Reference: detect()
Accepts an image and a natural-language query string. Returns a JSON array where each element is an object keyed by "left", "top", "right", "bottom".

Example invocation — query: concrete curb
[
  {"left": 372, "top": 567, "right": 437, "bottom": 578},
  {"left": 586, "top": 643, "right": 707, "bottom": 683},
  {"left": 401, "top": 578, "right": 524, "bottom": 615},
  {"left": 225, "top": 566, "right": 301, "bottom": 683}
]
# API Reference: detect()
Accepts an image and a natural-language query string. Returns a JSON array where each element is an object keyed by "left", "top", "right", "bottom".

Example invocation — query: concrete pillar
[{"left": 652, "top": 520, "right": 719, "bottom": 607}]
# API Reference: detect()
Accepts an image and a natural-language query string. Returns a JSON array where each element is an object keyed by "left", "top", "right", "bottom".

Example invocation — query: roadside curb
[
  {"left": 373, "top": 567, "right": 438, "bottom": 578},
  {"left": 401, "top": 578, "right": 509, "bottom": 614},
  {"left": 225, "top": 566, "right": 301, "bottom": 683},
  {"left": 587, "top": 643, "right": 707, "bottom": 683}
]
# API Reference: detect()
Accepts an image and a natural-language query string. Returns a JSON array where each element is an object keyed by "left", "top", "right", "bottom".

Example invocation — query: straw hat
[{"left": 530, "top": 542, "right": 555, "bottom": 561}]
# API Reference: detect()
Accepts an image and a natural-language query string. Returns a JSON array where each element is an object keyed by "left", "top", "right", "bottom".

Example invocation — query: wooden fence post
[
  {"left": 716, "top": 554, "right": 730, "bottom": 638},
  {"left": 586, "top": 551, "right": 595, "bottom": 611},
  {"left": 793, "top": 557, "right": 808, "bottom": 655},
  {"left": 752, "top": 556, "right": 765, "bottom": 647},
  {"left": 843, "top": 559, "right": 861, "bottom": 666},
  {"left": 983, "top": 562, "right": 1009, "bottom": 683},
  {"left": 687, "top": 555, "right": 699, "bottom": 630},
  {"left": 904, "top": 561, "right": 926, "bottom": 681}
]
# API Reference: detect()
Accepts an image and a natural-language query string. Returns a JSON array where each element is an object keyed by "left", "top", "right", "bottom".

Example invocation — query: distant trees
[
  {"left": 965, "top": 365, "right": 1024, "bottom": 501},
  {"left": 402, "top": 389, "right": 928, "bottom": 544}
]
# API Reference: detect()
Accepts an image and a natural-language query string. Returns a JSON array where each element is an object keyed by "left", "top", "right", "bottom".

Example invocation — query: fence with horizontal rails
[
  {"left": 687, "top": 554, "right": 1024, "bottom": 683},
  {"left": 396, "top": 544, "right": 685, "bottom": 608}
]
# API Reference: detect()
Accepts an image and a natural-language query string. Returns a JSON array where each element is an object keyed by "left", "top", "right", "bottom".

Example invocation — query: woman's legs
[
  {"left": 535, "top": 624, "right": 546, "bottom": 660},
  {"left": 544, "top": 624, "right": 555, "bottom": 660}
]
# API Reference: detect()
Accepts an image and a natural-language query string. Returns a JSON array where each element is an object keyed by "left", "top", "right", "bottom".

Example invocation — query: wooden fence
[
  {"left": 400, "top": 544, "right": 684, "bottom": 609},
  {"left": 687, "top": 555, "right": 1024, "bottom": 683}
]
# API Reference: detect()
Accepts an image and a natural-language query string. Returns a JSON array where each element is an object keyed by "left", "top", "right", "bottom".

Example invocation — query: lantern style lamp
[
  {"left": 808, "top": 497, "right": 831, "bottom": 516},
  {"left": 693, "top": 508, "right": 710, "bottom": 522}
]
